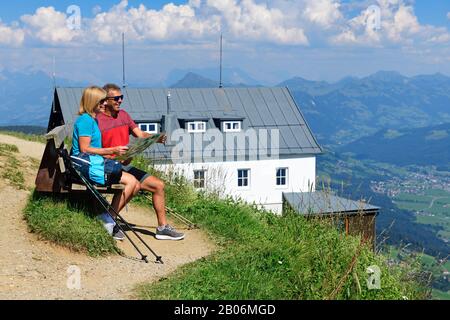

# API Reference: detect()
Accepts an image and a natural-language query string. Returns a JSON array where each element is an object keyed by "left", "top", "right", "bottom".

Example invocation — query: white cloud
[
  {"left": 21, "top": 7, "right": 81, "bottom": 45},
  {"left": 302, "top": 0, "right": 343, "bottom": 29},
  {"left": 447, "top": 12, "right": 450, "bottom": 20},
  {"left": 0, "top": 0, "right": 447, "bottom": 50},
  {"left": 0, "top": 21, "right": 25, "bottom": 46},
  {"left": 89, "top": 0, "right": 308, "bottom": 45},
  {"left": 428, "top": 33, "right": 450, "bottom": 44},
  {"left": 90, "top": 0, "right": 220, "bottom": 44},
  {"left": 332, "top": 0, "right": 450, "bottom": 47},
  {"left": 206, "top": 0, "right": 308, "bottom": 45}
]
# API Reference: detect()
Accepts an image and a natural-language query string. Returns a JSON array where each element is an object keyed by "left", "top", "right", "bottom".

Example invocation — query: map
[{"left": 115, "top": 133, "right": 164, "bottom": 161}]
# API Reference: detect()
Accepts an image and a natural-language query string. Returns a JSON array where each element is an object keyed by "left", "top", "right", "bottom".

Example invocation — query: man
[{"left": 97, "top": 83, "right": 184, "bottom": 241}]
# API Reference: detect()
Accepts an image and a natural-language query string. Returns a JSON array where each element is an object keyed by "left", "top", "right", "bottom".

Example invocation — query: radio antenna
[
  {"left": 122, "top": 32, "right": 127, "bottom": 88},
  {"left": 219, "top": 33, "right": 223, "bottom": 88}
]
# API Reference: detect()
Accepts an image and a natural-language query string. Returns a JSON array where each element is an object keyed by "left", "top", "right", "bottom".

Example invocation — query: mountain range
[
  {"left": 282, "top": 71, "right": 450, "bottom": 146},
  {"left": 1, "top": 69, "right": 449, "bottom": 148},
  {"left": 339, "top": 123, "right": 450, "bottom": 169},
  {"left": 0, "top": 70, "right": 85, "bottom": 126}
]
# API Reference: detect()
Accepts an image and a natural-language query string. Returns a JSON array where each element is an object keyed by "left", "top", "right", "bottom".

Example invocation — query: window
[
  {"left": 187, "top": 121, "right": 206, "bottom": 133},
  {"left": 276, "top": 168, "right": 288, "bottom": 186},
  {"left": 139, "top": 123, "right": 158, "bottom": 134},
  {"left": 223, "top": 121, "right": 242, "bottom": 132},
  {"left": 193, "top": 170, "right": 206, "bottom": 188},
  {"left": 238, "top": 169, "right": 250, "bottom": 187}
]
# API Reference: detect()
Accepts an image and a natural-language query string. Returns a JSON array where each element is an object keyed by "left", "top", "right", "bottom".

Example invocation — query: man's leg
[
  {"left": 122, "top": 165, "right": 167, "bottom": 226},
  {"left": 140, "top": 176, "right": 167, "bottom": 227},
  {"left": 122, "top": 165, "right": 184, "bottom": 240}
]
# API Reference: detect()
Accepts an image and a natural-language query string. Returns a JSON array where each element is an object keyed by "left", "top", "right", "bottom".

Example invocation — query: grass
[
  {"left": 0, "top": 130, "right": 46, "bottom": 144},
  {"left": 17, "top": 154, "right": 432, "bottom": 299},
  {"left": 24, "top": 191, "right": 118, "bottom": 257},
  {"left": 0, "top": 142, "right": 26, "bottom": 190},
  {"left": 136, "top": 194, "right": 429, "bottom": 300},
  {"left": 131, "top": 158, "right": 429, "bottom": 300},
  {"left": 387, "top": 246, "right": 449, "bottom": 300}
]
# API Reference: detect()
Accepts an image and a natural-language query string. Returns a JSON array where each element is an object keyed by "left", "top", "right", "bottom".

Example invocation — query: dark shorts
[{"left": 122, "top": 165, "right": 151, "bottom": 183}]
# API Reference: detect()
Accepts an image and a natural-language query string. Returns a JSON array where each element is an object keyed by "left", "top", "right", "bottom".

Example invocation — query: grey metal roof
[
  {"left": 283, "top": 192, "right": 380, "bottom": 216},
  {"left": 54, "top": 87, "right": 322, "bottom": 161}
]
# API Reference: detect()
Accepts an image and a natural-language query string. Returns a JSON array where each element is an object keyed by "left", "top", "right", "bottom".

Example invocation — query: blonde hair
[{"left": 79, "top": 86, "right": 107, "bottom": 117}]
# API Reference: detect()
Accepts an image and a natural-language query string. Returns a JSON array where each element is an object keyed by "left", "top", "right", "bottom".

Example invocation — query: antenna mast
[
  {"left": 122, "top": 32, "right": 126, "bottom": 88},
  {"left": 52, "top": 56, "right": 56, "bottom": 88},
  {"left": 219, "top": 33, "right": 223, "bottom": 88},
  {"left": 52, "top": 56, "right": 57, "bottom": 114}
]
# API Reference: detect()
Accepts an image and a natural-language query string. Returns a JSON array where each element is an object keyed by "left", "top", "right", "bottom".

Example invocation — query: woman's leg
[{"left": 111, "top": 172, "right": 138, "bottom": 217}]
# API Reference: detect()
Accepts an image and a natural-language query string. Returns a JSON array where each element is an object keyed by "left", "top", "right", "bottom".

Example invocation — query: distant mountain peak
[
  {"left": 366, "top": 70, "right": 406, "bottom": 81},
  {"left": 171, "top": 72, "right": 219, "bottom": 88},
  {"left": 166, "top": 67, "right": 260, "bottom": 87}
]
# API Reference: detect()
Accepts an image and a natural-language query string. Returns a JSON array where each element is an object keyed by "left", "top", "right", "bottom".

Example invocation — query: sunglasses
[{"left": 107, "top": 95, "right": 124, "bottom": 102}]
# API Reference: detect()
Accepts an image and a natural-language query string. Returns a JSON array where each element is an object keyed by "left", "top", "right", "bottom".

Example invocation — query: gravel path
[{"left": 0, "top": 134, "right": 215, "bottom": 300}]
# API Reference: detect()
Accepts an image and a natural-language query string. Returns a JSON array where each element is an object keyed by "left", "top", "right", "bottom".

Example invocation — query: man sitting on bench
[{"left": 96, "top": 83, "right": 185, "bottom": 241}]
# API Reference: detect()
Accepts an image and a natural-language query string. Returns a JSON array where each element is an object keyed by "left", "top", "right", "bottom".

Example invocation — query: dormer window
[
  {"left": 139, "top": 123, "right": 159, "bottom": 134},
  {"left": 223, "top": 121, "right": 242, "bottom": 132},
  {"left": 187, "top": 121, "right": 206, "bottom": 133}
]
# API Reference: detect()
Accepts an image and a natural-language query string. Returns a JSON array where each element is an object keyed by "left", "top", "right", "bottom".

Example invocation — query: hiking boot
[
  {"left": 155, "top": 225, "right": 185, "bottom": 241},
  {"left": 112, "top": 225, "right": 125, "bottom": 241}
]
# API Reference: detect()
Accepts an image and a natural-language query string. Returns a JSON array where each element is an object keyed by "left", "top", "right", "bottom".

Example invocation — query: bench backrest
[
  {"left": 35, "top": 124, "right": 124, "bottom": 194},
  {"left": 35, "top": 125, "right": 71, "bottom": 193}
]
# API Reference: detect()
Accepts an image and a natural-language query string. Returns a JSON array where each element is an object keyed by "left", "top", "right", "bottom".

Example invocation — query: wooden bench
[{"left": 35, "top": 124, "right": 125, "bottom": 194}]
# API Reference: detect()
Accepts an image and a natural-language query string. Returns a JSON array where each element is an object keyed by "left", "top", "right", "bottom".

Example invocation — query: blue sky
[{"left": 0, "top": 1, "right": 449, "bottom": 85}]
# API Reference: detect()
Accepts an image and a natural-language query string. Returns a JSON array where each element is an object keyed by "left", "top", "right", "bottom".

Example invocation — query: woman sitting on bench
[{"left": 70, "top": 86, "right": 138, "bottom": 240}]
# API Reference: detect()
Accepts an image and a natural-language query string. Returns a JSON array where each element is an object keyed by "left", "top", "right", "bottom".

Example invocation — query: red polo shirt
[{"left": 96, "top": 110, "right": 138, "bottom": 149}]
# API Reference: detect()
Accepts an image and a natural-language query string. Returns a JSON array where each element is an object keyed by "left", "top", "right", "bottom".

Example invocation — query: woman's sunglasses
[{"left": 107, "top": 95, "right": 124, "bottom": 102}]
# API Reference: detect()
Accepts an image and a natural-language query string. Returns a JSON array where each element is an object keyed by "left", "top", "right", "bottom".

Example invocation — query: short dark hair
[{"left": 103, "top": 83, "right": 121, "bottom": 95}]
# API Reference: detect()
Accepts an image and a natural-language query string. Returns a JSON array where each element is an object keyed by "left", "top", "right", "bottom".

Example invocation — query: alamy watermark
[
  {"left": 366, "top": 265, "right": 381, "bottom": 290},
  {"left": 66, "top": 265, "right": 81, "bottom": 290},
  {"left": 66, "top": 5, "right": 81, "bottom": 30},
  {"left": 366, "top": 5, "right": 381, "bottom": 31},
  {"left": 168, "top": 128, "right": 280, "bottom": 164}
]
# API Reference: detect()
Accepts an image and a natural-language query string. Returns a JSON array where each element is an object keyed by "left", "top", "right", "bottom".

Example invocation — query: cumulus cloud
[
  {"left": 0, "top": 0, "right": 447, "bottom": 50},
  {"left": 89, "top": 0, "right": 308, "bottom": 45},
  {"left": 90, "top": 0, "right": 220, "bottom": 43},
  {"left": 0, "top": 21, "right": 25, "bottom": 46},
  {"left": 302, "top": 0, "right": 343, "bottom": 29},
  {"left": 21, "top": 6, "right": 82, "bottom": 45},
  {"left": 206, "top": 0, "right": 308, "bottom": 45},
  {"left": 332, "top": 0, "right": 450, "bottom": 46}
]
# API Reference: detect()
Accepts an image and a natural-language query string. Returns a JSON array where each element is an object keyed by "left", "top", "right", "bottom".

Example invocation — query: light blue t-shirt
[{"left": 72, "top": 113, "right": 102, "bottom": 155}]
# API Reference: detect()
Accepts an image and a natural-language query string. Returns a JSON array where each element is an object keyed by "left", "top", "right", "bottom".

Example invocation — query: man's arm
[
  {"left": 132, "top": 127, "right": 151, "bottom": 139},
  {"left": 132, "top": 127, "right": 166, "bottom": 143}
]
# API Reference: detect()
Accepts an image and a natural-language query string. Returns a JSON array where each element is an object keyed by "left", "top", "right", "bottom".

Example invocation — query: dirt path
[{"left": 0, "top": 134, "right": 215, "bottom": 300}]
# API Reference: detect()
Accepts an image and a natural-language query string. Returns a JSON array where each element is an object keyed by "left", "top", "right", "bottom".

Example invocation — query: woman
[{"left": 71, "top": 86, "right": 139, "bottom": 240}]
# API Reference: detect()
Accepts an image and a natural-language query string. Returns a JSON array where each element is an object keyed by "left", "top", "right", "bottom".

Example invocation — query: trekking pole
[
  {"left": 70, "top": 165, "right": 163, "bottom": 264},
  {"left": 140, "top": 193, "right": 198, "bottom": 230}
]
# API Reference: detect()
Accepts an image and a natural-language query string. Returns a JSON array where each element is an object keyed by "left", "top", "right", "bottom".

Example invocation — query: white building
[{"left": 53, "top": 87, "right": 323, "bottom": 214}]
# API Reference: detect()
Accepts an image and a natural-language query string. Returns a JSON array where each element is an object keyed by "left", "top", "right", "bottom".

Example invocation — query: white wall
[{"left": 155, "top": 156, "right": 316, "bottom": 214}]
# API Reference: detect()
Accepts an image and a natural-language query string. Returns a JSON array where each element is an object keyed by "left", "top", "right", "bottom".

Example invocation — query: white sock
[{"left": 99, "top": 212, "right": 116, "bottom": 235}]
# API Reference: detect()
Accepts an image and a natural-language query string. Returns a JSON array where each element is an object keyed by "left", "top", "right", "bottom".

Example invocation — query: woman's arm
[{"left": 79, "top": 136, "right": 128, "bottom": 156}]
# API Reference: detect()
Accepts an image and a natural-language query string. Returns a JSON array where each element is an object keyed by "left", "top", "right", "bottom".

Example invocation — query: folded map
[{"left": 115, "top": 133, "right": 163, "bottom": 161}]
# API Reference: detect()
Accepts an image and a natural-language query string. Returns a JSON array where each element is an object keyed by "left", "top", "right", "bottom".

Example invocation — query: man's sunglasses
[{"left": 107, "top": 95, "right": 124, "bottom": 102}]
